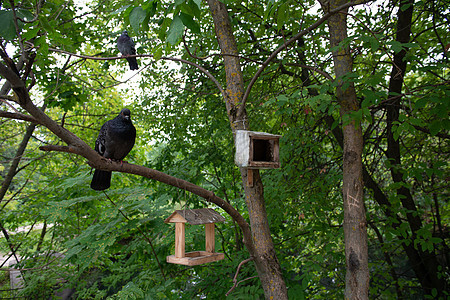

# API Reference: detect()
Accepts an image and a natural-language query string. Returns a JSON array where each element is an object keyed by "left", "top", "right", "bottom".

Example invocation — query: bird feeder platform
[{"left": 165, "top": 208, "right": 226, "bottom": 266}]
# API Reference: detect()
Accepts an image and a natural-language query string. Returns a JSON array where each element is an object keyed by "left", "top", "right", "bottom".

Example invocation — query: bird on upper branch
[
  {"left": 117, "top": 30, "right": 139, "bottom": 70},
  {"left": 90, "top": 108, "right": 136, "bottom": 191}
]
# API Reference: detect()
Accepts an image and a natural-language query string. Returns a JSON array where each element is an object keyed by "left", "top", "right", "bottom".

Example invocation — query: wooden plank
[
  {"left": 248, "top": 135, "right": 254, "bottom": 163},
  {"left": 248, "top": 132, "right": 282, "bottom": 138},
  {"left": 247, "top": 169, "right": 254, "bottom": 187},
  {"left": 166, "top": 251, "right": 224, "bottom": 266},
  {"left": 205, "top": 223, "right": 215, "bottom": 253},
  {"left": 273, "top": 138, "right": 280, "bottom": 162},
  {"left": 175, "top": 223, "right": 185, "bottom": 258},
  {"left": 248, "top": 161, "right": 280, "bottom": 169}
]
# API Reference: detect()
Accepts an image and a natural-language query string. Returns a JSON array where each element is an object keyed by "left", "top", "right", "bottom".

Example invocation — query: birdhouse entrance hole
[
  {"left": 165, "top": 208, "right": 225, "bottom": 266},
  {"left": 251, "top": 138, "right": 275, "bottom": 162}
]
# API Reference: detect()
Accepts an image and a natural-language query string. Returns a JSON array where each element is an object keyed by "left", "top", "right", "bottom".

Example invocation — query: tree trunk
[
  {"left": 385, "top": 0, "right": 446, "bottom": 295},
  {"left": 325, "top": 113, "right": 448, "bottom": 299},
  {"left": 319, "top": 0, "right": 369, "bottom": 298},
  {"left": 207, "top": 1, "right": 288, "bottom": 299}
]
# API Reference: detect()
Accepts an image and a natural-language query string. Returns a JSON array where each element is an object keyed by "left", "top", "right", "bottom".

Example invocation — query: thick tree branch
[
  {"left": 39, "top": 144, "right": 254, "bottom": 253},
  {"left": 1, "top": 42, "right": 256, "bottom": 264},
  {"left": 0, "top": 61, "right": 23, "bottom": 87},
  {"left": 0, "top": 110, "right": 41, "bottom": 124}
]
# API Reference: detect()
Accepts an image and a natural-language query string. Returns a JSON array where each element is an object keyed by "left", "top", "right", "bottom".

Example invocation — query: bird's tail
[
  {"left": 127, "top": 57, "right": 139, "bottom": 70},
  {"left": 90, "top": 169, "right": 112, "bottom": 191}
]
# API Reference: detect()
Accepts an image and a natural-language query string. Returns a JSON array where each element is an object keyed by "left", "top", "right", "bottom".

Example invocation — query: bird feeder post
[
  {"left": 175, "top": 223, "right": 185, "bottom": 258},
  {"left": 205, "top": 223, "right": 215, "bottom": 253},
  {"left": 247, "top": 169, "right": 254, "bottom": 187}
]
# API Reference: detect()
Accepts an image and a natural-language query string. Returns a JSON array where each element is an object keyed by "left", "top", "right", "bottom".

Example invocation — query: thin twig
[
  {"left": 226, "top": 257, "right": 254, "bottom": 296},
  {"left": 44, "top": 47, "right": 226, "bottom": 100},
  {"left": 9, "top": 0, "right": 25, "bottom": 57},
  {"left": 182, "top": 34, "right": 262, "bottom": 64}
]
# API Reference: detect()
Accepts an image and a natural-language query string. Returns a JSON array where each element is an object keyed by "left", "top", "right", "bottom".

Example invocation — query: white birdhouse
[{"left": 235, "top": 130, "right": 281, "bottom": 169}]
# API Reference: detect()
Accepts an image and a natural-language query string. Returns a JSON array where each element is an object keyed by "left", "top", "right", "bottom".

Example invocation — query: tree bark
[
  {"left": 319, "top": 0, "right": 369, "bottom": 298},
  {"left": 207, "top": 1, "right": 288, "bottom": 299}
]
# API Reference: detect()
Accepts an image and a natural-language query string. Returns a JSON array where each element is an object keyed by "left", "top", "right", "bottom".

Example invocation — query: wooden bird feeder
[
  {"left": 235, "top": 130, "right": 281, "bottom": 186},
  {"left": 165, "top": 208, "right": 226, "bottom": 266}
]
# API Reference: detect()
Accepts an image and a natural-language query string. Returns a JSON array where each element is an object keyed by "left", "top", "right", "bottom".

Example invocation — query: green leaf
[
  {"left": 429, "top": 121, "right": 441, "bottom": 136},
  {"left": 153, "top": 45, "right": 163, "bottom": 60},
  {"left": 264, "top": 2, "right": 276, "bottom": 20},
  {"left": 388, "top": 41, "right": 403, "bottom": 53},
  {"left": 143, "top": 0, "right": 157, "bottom": 17},
  {"left": 431, "top": 288, "right": 438, "bottom": 297},
  {"left": 179, "top": 12, "right": 200, "bottom": 34},
  {"left": 174, "top": 0, "right": 184, "bottom": 6},
  {"left": 167, "top": 15, "right": 184, "bottom": 45},
  {"left": 181, "top": 1, "right": 201, "bottom": 19},
  {"left": 110, "top": 5, "right": 132, "bottom": 15},
  {"left": 192, "top": 0, "right": 202, "bottom": 9},
  {"left": 17, "top": 9, "right": 34, "bottom": 21},
  {"left": 442, "top": 119, "right": 450, "bottom": 131},
  {"left": 362, "top": 107, "right": 372, "bottom": 123},
  {"left": 141, "top": 12, "right": 151, "bottom": 32},
  {"left": 39, "top": 16, "right": 53, "bottom": 33},
  {"left": 130, "top": 6, "right": 146, "bottom": 33},
  {"left": 276, "top": 3, "right": 287, "bottom": 30},
  {"left": 34, "top": 36, "right": 48, "bottom": 56},
  {"left": 276, "top": 94, "right": 289, "bottom": 105},
  {"left": 0, "top": 10, "right": 17, "bottom": 40},
  {"left": 158, "top": 17, "right": 171, "bottom": 40},
  {"left": 22, "top": 26, "right": 40, "bottom": 40},
  {"left": 369, "top": 37, "right": 380, "bottom": 51},
  {"left": 408, "top": 118, "right": 425, "bottom": 127},
  {"left": 415, "top": 98, "right": 428, "bottom": 109},
  {"left": 400, "top": 2, "right": 413, "bottom": 11},
  {"left": 402, "top": 42, "right": 418, "bottom": 48}
]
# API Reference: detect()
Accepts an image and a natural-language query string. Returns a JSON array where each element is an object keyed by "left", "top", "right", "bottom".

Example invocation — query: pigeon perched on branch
[
  {"left": 117, "top": 31, "right": 139, "bottom": 70},
  {"left": 90, "top": 108, "right": 136, "bottom": 191}
]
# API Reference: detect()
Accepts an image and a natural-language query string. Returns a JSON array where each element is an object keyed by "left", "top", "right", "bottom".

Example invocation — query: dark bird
[
  {"left": 117, "top": 30, "right": 139, "bottom": 70},
  {"left": 90, "top": 108, "right": 136, "bottom": 191}
]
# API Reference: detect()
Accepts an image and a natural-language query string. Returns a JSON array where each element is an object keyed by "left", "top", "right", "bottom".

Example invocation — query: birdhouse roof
[
  {"left": 164, "top": 208, "right": 226, "bottom": 225},
  {"left": 237, "top": 130, "right": 282, "bottom": 139}
]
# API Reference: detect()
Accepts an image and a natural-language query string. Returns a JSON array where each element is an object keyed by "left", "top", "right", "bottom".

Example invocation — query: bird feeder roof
[{"left": 164, "top": 208, "right": 226, "bottom": 225}]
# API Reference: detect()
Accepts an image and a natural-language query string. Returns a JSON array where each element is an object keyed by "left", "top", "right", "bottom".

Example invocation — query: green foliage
[
  {"left": 130, "top": 7, "right": 147, "bottom": 33},
  {"left": 0, "top": 0, "right": 448, "bottom": 298},
  {"left": 0, "top": 8, "right": 33, "bottom": 40}
]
